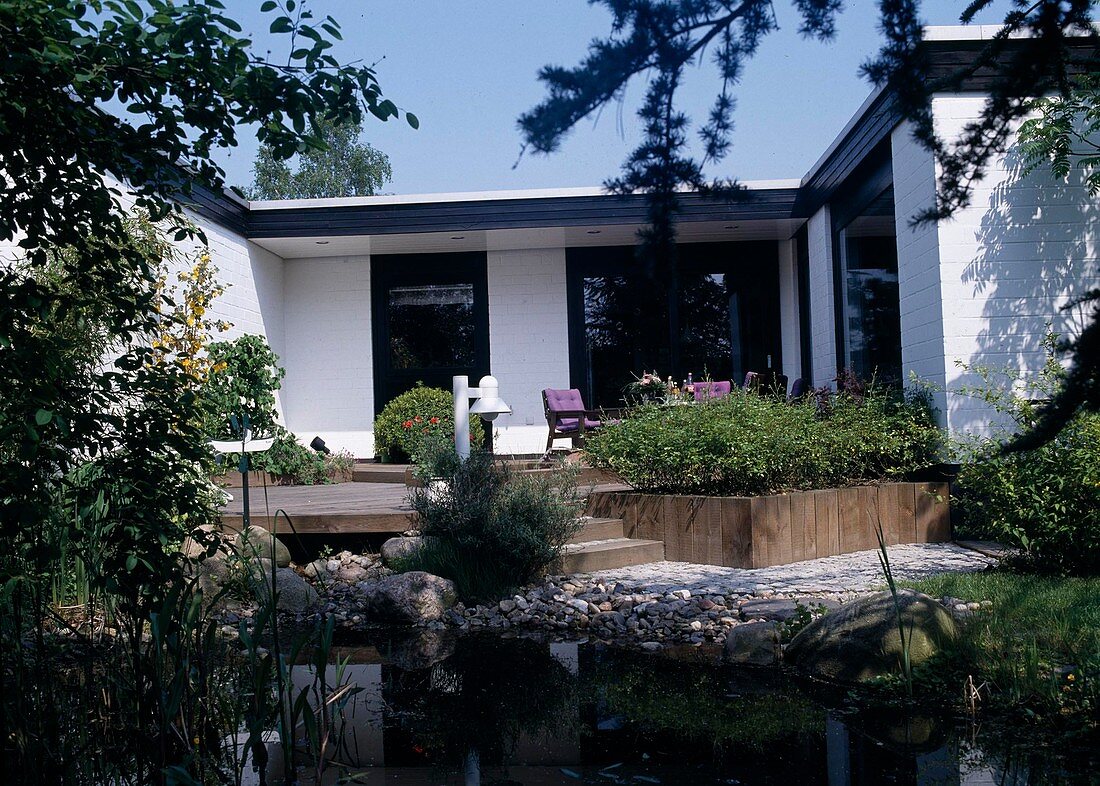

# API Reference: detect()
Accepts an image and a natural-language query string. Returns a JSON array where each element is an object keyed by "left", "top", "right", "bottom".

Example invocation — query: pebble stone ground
[{"left": 584, "top": 543, "right": 998, "bottom": 597}]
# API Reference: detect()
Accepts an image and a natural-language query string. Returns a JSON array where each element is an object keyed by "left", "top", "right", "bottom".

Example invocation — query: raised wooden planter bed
[{"left": 585, "top": 482, "right": 950, "bottom": 569}]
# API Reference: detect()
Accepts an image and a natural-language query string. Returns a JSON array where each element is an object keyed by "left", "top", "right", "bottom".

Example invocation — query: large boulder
[
  {"left": 181, "top": 523, "right": 225, "bottom": 560},
  {"left": 723, "top": 621, "right": 782, "bottom": 666},
  {"left": 234, "top": 525, "right": 292, "bottom": 568},
  {"left": 785, "top": 590, "right": 958, "bottom": 683},
  {"left": 250, "top": 562, "right": 320, "bottom": 614},
  {"left": 363, "top": 571, "right": 457, "bottom": 623},
  {"left": 379, "top": 536, "right": 435, "bottom": 568}
]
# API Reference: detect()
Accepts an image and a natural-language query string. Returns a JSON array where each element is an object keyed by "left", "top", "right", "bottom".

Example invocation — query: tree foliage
[
  {"left": 522, "top": 0, "right": 1100, "bottom": 446},
  {"left": 0, "top": 3, "right": 411, "bottom": 776},
  {"left": 1007, "top": 77, "right": 1100, "bottom": 447},
  {"left": 247, "top": 115, "right": 393, "bottom": 199}
]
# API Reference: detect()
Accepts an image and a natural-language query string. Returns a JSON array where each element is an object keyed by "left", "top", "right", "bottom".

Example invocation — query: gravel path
[{"left": 584, "top": 543, "right": 998, "bottom": 597}]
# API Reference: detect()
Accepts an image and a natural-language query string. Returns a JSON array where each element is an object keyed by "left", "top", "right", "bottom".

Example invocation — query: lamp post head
[{"left": 469, "top": 374, "right": 512, "bottom": 422}]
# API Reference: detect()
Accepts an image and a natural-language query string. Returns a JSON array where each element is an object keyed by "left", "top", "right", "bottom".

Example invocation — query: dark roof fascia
[
  {"left": 182, "top": 181, "right": 249, "bottom": 236},
  {"left": 796, "top": 35, "right": 1100, "bottom": 219},
  {"left": 244, "top": 188, "right": 801, "bottom": 239}
]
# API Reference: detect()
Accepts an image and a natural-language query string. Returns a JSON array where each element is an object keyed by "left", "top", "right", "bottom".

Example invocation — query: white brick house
[{"left": 167, "top": 27, "right": 1099, "bottom": 457}]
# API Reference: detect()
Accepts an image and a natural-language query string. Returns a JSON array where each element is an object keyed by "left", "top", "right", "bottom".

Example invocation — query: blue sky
[{"left": 216, "top": 1, "right": 999, "bottom": 195}]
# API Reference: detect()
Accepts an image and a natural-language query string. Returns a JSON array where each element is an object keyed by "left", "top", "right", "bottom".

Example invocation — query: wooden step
[
  {"left": 556, "top": 538, "right": 665, "bottom": 573},
  {"left": 568, "top": 517, "right": 624, "bottom": 544},
  {"left": 351, "top": 464, "right": 410, "bottom": 484}
]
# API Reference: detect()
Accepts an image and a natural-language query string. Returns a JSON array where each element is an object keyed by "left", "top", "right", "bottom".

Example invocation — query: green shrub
[
  {"left": 406, "top": 451, "right": 582, "bottom": 601},
  {"left": 952, "top": 339, "right": 1100, "bottom": 574},
  {"left": 583, "top": 386, "right": 941, "bottom": 496},
  {"left": 373, "top": 383, "right": 484, "bottom": 463},
  {"left": 203, "top": 334, "right": 285, "bottom": 439},
  {"left": 254, "top": 428, "right": 355, "bottom": 485}
]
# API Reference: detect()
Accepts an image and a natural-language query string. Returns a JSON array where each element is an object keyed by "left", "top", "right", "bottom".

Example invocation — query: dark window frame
[
  {"left": 566, "top": 241, "right": 783, "bottom": 408},
  {"left": 369, "top": 251, "right": 490, "bottom": 417}
]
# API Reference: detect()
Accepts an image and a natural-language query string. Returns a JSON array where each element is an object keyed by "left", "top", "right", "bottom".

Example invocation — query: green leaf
[
  {"left": 406, "top": 112, "right": 420, "bottom": 130},
  {"left": 34, "top": 409, "right": 53, "bottom": 426},
  {"left": 260, "top": 0, "right": 276, "bottom": 10},
  {"left": 125, "top": 554, "right": 138, "bottom": 571}
]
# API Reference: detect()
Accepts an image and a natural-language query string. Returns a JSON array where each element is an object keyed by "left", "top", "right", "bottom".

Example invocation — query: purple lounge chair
[
  {"left": 693, "top": 380, "right": 732, "bottom": 401},
  {"left": 788, "top": 377, "right": 809, "bottom": 401},
  {"left": 542, "top": 388, "right": 621, "bottom": 453}
]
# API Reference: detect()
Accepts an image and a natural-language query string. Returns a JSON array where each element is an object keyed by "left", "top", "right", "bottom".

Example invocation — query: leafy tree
[
  {"left": 0, "top": 3, "right": 413, "bottom": 778},
  {"left": 247, "top": 115, "right": 393, "bottom": 199},
  {"left": 521, "top": 0, "right": 1099, "bottom": 446},
  {"left": 203, "top": 334, "right": 286, "bottom": 440}
]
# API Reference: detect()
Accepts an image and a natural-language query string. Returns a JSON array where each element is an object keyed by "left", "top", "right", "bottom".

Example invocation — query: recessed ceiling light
[
  {"left": 315, "top": 240, "right": 330, "bottom": 245},
  {"left": 586, "top": 229, "right": 602, "bottom": 235},
  {"left": 451, "top": 235, "right": 465, "bottom": 240}
]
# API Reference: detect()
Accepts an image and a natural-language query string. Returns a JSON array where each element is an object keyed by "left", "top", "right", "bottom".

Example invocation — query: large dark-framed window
[
  {"left": 566, "top": 242, "right": 782, "bottom": 409},
  {"left": 838, "top": 220, "right": 902, "bottom": 385},
  {"left": 369, "top": 252, "right": 490, "bottom": 415}
]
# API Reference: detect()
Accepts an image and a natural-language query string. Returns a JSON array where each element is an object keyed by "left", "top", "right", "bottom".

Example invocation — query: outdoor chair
[
  {"left": 693, "top": 380, "right": 732, "bottom": 401},
  {"left": 742, "top": 371, "right": 761, "bottom": 393},
  {"left": 788, "top": 377, "right": 809, "bottom": 401},
  {"left": 771, "top": 373, "right": 789, "bottom": 399},
  {"left": 541, "top": 388, "right": 622, "bottom": 454}
]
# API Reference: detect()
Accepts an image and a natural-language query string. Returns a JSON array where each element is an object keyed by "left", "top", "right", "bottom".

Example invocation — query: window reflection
[
  {"left": 841, "top": 227, "right": 902, "bottom": 384},
  {"left": 388, "top": 283, "right": 475, "bottom": 369}
]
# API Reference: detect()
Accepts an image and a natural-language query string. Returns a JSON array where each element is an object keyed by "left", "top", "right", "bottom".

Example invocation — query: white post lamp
[
  {"left": 453, "top": 374, "right": 512, "bottom": 459},
  {"left": 211, "top": 427, "right": 275, "bottom": 529}
]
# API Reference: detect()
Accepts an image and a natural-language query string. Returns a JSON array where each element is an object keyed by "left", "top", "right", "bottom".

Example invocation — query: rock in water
[
  {"left": 364, "top": 571, "right": 457, "bottom": 623},
  {"left": 785, "top": 590, "right": 957, "bottom": 683},
  {"left": 380, "top": 536, "right": 433, "bottom": 568},
  {"left": 234, "top": 525, "right": 292, "bottom": 568},
  {"left": 723, "top": 621, "right": 782, "bottom": 666}
]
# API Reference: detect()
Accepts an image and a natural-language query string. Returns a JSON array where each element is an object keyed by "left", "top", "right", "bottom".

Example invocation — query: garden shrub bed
[
  {"left": 583, "top": 387, "right": 941, "bottom": 497},
  {"left": 586, "top": 482, "right": 951, "bottom": 568}
]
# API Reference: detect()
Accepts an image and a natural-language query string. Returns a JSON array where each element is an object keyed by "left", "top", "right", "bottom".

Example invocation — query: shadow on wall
[{"left": 953, "top": 144, "right": 1100, "bottom": 435}]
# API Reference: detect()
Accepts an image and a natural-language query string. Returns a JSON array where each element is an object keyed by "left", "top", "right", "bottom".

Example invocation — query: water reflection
[{"left": 256, "top": 631, "right": 1095, "bottom": 785}]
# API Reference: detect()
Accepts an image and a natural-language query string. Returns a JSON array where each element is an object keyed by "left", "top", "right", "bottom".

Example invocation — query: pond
[{"left": 253, "top": 629, "right": 1097, "bottom": 786}]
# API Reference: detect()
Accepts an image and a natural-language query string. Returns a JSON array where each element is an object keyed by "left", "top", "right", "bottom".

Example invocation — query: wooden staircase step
[
  {"left": 351, "top": 464, "right": 410, "bottom": 484},
  {"left": 568, "top": 517, "right": 625, "bottom": 544},
  {"left": 556, "top": 538, "right": 665, "bottom": 573}
]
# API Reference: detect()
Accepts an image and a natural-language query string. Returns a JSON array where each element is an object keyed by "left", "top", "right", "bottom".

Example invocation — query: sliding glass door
[{"left": 567, "top": 243, "right": 782, "bottom": 409}]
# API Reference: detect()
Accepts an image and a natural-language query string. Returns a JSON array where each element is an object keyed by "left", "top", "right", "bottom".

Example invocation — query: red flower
[
  {"left": 414, "top": 415, "right": 422, "bottom": 423},
  {"left": 429, "top": 416, "right": 439, "bottom": 425},
  {"left": 402, "top": 420, "right": 413, "bottom": 429}
]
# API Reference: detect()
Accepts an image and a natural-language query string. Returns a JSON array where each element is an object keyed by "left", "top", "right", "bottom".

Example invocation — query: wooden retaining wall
[{"left": 585, "top": 482, "right": 950, "bottom": 569}]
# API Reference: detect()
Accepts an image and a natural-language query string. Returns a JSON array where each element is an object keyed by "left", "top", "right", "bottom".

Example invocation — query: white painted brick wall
[
  {"left": 280, "top": 255, "right": 375, "bottom": 457},
  {"left": 486, "top": 248, "right": 571, "bottom": 455},
  {"left": 807, "top": 206, "right": 837, "bottom": 386},
  {"left": 777, "top": 238, "right": 803, "bottom": 381},
  {"left": 181, "top": 212, "right": 287, "bottom": 421},
  {"left": 894, "top": 95, "right": 1100, "bottom": 435},
  {"left": 891, "top": 120, "right": 949, "bottom": 424}
]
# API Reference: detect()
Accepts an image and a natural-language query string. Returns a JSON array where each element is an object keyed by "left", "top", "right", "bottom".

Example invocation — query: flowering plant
[
  {"left": 374, "top": 383, "right": 485, "bottom": 462},
  {"left": 623, "top": 370, "right": 668, "bottom": 403}
]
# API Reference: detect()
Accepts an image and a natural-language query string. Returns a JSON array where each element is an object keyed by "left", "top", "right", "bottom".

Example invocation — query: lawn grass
[{"left": 904, "top": 570, "right": 1099, "bottom": 732}]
